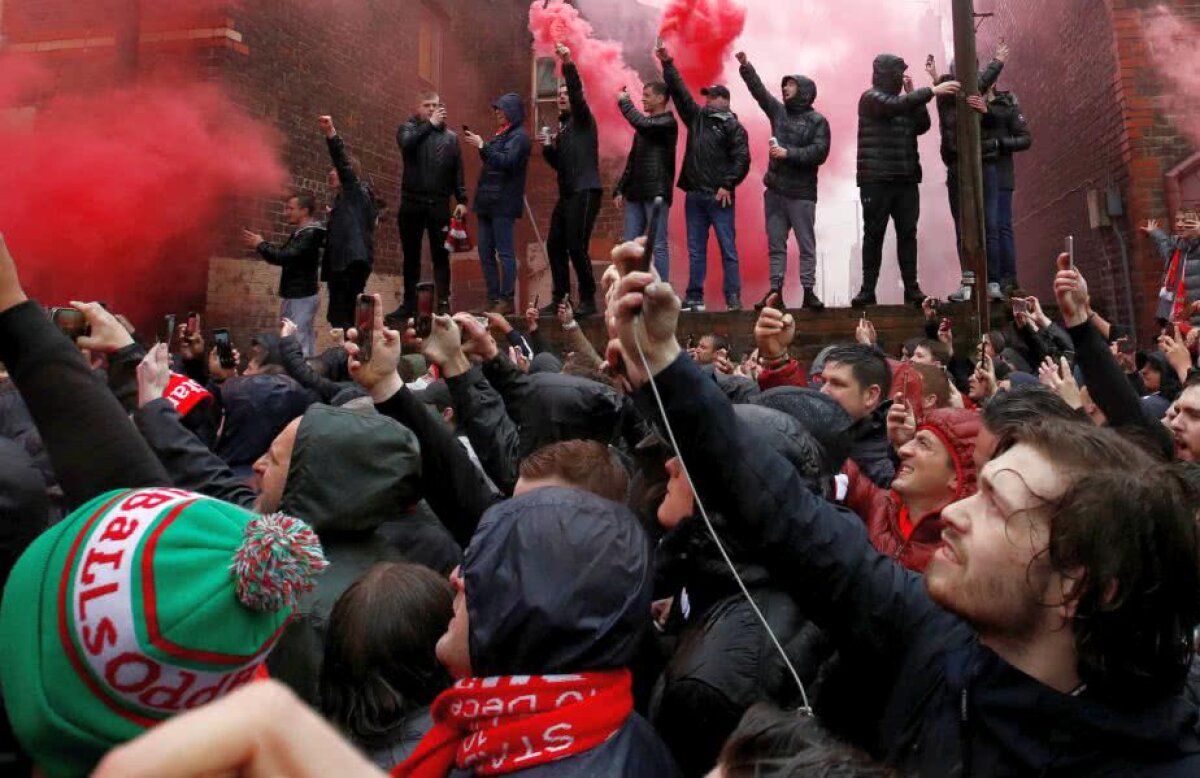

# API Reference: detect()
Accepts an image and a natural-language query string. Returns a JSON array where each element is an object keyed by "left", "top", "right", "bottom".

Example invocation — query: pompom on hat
[{"left": 0, "top": 488, "right": 327, "bottom": 777}]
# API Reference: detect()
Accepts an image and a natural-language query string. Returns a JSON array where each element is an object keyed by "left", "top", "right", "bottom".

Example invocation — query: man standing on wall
[
  {"left": 242, "top": 193, "right": 326, "bottom": 357},
  {"left": 319, "top": 115, "right": 377, "bottom": 328},
  {"left": 614, "top": 81, "right": 677, "bottom": 282},
  {"left": 540, "top": 43, "right": 603, "bottom": 318},
  {"left": 736, "top": 50, "right": 831, "bottom": 312},
  {"left": 853, "top": 57, "right": 959, "bottom": 308},
  {"left": 388, "top": 91, "right": 468, "bottom": 324}
]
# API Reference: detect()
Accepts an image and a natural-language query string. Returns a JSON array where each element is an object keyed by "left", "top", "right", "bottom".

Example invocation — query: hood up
[
  {"left": 492, "top": 92, "right": 526, "bottom": 128},
  {"left": 281, "top": 404, "right": 421, "bottom": 533},
  {"left": 215, "top": 374, "right": 311, "bottom": 468},
  {"left": 517, "top": 373, "right": 624, "bottom": 457},
  {"left": 783, "top": 74, "right": 817, "bottom": 113},
  {"left": 464, "top": 487, "right": 652, "bottom": 677},
  {"left": 872, "top": 53, "right": 908, "bottom": 95}
]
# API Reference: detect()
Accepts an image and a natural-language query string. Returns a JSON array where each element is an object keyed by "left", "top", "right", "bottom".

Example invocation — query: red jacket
[
  {"left": 841, "top": 408, "right": 982, "bottom": 572},
  {"left": 757, "top": 358, "right": 808, "bottom": 390}
]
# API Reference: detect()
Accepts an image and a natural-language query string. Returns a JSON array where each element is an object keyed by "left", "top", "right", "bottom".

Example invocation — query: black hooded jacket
[
  {"left": 472, "top": 93, "right": 531, "bottom": 220},
  {"left": 256, "top": 223, "right": 325, "bottom": 299},
  {"left": 615, "top": 96, "right": 678, "bottom": 204},
  {"left": 325, "top": 134, "right": 378, "bottom": 275},
  {"left": 662, "top": 60, "right": 751, "bottom": 197},
  {"left": 542, "top": 63, "right": 602, "bottom": 196},
  {"left": 398, "top": 116, "right": 468, "bottom": 207},
  {"left": 857, "top": 54, "right": 935, "bottom": 186},
  {"left": 456, "top": 487, "right": 679, "bottom": 777},
  {"left": 981, "top": 91, "right": 1032, "bottom": 190},
  {"left": 936, "top": 58, "right": 1004, "bottom": 170},
  {"left": 739, "top": 63, "right": 831, "bottom": 202}
]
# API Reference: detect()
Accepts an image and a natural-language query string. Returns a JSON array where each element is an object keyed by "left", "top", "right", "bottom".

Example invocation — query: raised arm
[
  {"left": 256, "top": 226, "right": 323, "bottom": 268},
  {"left": 978, "top": 58, "right": 1005, "bottom": 93},
  {"left": 397, "top": 117, "right": 434, "bottom": 154},
  {"left": 321, "top": 116, "right": 361, "bottom": 193},
  {"left": 618, "top": 95, "right": 678, "bottom": 139},
  {"left": 446, "top": 365, "right": 522, "bottom": 496},
  {"left": 859, "top": 87, "right": 935, "bottom": 119},
  {"left": 278, "top": 334, "right": 347, "bottom": 403},
  {"left": 660, "top": 58, "right": 700, "bottom": 125},
  {"left": 0, "top": 242, "right": 168, "bottom": 508},
  {"left": 737, "top": 58, "right": 783, "bottom": 118},
  {"left": 560, "top": 56, "right": 593, "bottom": 127}
]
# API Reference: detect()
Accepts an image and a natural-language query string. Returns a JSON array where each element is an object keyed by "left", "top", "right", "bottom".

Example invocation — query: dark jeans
[
  {"left": 859, "top": 182, "right": 920, "bottom": 293},
  {"left": 623, "top": 198, "right": 671, "bottom": 282},
  {"left": 326, "top": 263, "right": 370, "bottom": 329},
  {"left": 547, "top": 188, "right": 601, "bottom": 303},
  {"left": 947, "top": 169, "right": 966, "bottom": 274},
  {"left": 983, "top": 165, "right": 1017, "bottom": 286},
  {"left": 399, "top": 198, "right": 451, "bottom": 305},
  {"left": 684, "top": 190, "right": 740, "bottom": 301},
  {"left": 477, "top": 215, "right": 516, "bottom": 301}
]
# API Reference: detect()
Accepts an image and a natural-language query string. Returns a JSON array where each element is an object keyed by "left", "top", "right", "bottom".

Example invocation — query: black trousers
[
  {"left": 399, "top": 198, "right": 451, "bottom": 305},
  {"left": 859, "top": 182, "right": 920, "bottom": 293},
  {"left": 547, "top": 188, "right": 601, "bottom": 303},
  {"left": 326, "top": 263, "right": 371, "bottom": 329},
  {"left": 947, "top": 169, "right": 966, "bottom": 273}
]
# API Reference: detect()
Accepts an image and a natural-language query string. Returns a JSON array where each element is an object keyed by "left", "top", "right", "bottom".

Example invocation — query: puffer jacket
[
  {"left": 937, "top": 59, "right": 1004, "bottom": 168},
  {"left": 615, "top": 96, "right": 678, "bottom": 203},
  {"left": 857, "top": 54, "right": 935, "bottom": 185},
  {"left": 662, "top": 60, "right": 751, "bottom": 196},
  {"left": 981, "top": 91, "right": 1032, "bottom": 190},
  {"left": 446, "top": 487, "right": 680, "bottom": 777},
  {"left": 739, "top": 63, "right": 831, "bottom": 202},
  {"left": 1150, "top": 230, "right": 1200, "bottom": 323},
  {"left": 397, "top": 117, "right": 468, "bottom": 206},
  {"left": 325, "top": 134, "right": 377, "bottom": 275},
  {"left": 256, "top": 223, "right": 325, "bottom": 299},
  {"left": 646, "top": 353, "right": 1200, "bottom": 776},
  {"left": 542, "top": 63, "right": 601, "bottom": 196},
  {"left": 472, "top": 93, "right": 531, "bottom": 220},
  {"left": 841, "top": 408, "right": 981, "bottom": 572}
]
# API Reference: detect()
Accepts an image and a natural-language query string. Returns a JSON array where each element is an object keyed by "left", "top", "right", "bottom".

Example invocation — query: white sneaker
[
  {"left": 948, "top": 284, "right": 972, "bottom": 303},
  {"left": 987, "top": 282, "right": 1003, "bottom": 301}
]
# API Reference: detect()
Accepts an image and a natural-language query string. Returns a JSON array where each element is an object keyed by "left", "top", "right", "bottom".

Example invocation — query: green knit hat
[{"left": 0, "top": 488, "right": 327, "bottom": 778}]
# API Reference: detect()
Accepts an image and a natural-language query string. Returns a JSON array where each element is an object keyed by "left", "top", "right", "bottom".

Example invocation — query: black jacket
[
  {"left": 981, "top": 91, "right": 1032, "bottom": 190},
  {"left": 615, "top": 96, "right": 678, "bottom": 203},
  {"left": 849, "top": 404, "right": 896, "bottom": 489},
  {"left": 542, "top": 63, "right": 601, "bottom": 196},
  {"left": 472, "top": 93, "right": 531, "bottom": 220},
  {"left": 739, "top": 64, "right": 830, "bottom": 202},
  {"left": 857, "top": 54, "right": 935, "bottom": 186},
  {"left": 214, "top": 374, "right": 313, "bottom": 471},
  {"left": 325, "top": 134, "right": 377, "bottom": 275},
  {"left": 644, "top": 353, "right": 1200, "bottom": 776},
  {"left": 257, "top": 223, "right": 325, "bottom": 298},
  {"left": 936, "top": 59, "right": 1004, "bottom": 169},
  {"left": 397, "top": 117, "right": 467, "bottom": 206},
  {"left": 454, "top": 488, "right": 679, "bottom": 777},
  {"left": 662, "top": 60, "right": 751, "bottom": 196}
]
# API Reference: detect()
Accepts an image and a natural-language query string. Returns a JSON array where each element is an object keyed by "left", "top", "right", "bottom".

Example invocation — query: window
[{"left": 418, "top": 6, "right": 443, "bottom": 87}]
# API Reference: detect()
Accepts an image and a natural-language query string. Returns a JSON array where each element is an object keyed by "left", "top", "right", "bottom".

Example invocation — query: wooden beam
[{"left": 952, "top": 0, "right": 990, "bottom": 338}]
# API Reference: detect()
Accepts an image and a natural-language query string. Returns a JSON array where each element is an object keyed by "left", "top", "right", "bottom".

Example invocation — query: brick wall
[{"left": 977, "top": 0, "right": 1199, "bottom": 339}]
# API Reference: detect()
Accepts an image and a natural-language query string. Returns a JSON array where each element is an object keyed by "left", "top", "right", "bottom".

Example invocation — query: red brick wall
[{"left": 977, "top": 0, "right": 1199, "bottom": 339}]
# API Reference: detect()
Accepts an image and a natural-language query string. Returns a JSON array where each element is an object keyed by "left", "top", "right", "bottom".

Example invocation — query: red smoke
[
  {"left": 658, "top": 0, "right": 747, "bottom": 89},
  {"left": 0, "top": 56, "right": 285, "bottom": 329},
  {"left": 1143, "top": 5, "right": 1200, "bottom": 150},
  {"left": 529, "top": 0, "right": 645, "bottom": 157}
]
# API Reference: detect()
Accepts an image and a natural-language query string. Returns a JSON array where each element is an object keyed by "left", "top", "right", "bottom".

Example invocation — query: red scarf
[
  {"left": 1160, "top": 246, "right": 1189, "bottom": 323},
  {"left": 393, "top": 670, "right": 632, "bottom": 778}
]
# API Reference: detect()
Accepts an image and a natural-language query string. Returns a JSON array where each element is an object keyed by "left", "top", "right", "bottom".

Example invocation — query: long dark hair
[{"left": 319, "top": 562, "right": 454, "bottom": 747}]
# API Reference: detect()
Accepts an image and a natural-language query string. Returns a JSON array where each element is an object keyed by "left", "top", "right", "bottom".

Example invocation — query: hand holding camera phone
[
  {"left": 415, "top": 282, "right": 436, "bottom": 339},
  {"left": 213, "top": 328, "right": 236, "bottom": 369},
  {"left": 355, "top": 294, "right": 377, "bottom": 363},
  {"left": 50, "top": 307, "right": 90, "bottom": 341}
]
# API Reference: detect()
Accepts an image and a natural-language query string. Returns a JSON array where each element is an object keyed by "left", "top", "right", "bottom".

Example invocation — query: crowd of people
[
  {"left": 4, "top": 184, "right": 1200, "bottom": 775},
  {"left": 5, "top": 30, "right": 1200, "bottom": 778},
  {"left": 243, "top": 37, "right": 1035, "bottom": 353}
]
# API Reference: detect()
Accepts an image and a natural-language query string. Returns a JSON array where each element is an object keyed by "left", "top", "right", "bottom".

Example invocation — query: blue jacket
[
  {"left": 472, "top": 93, "right": 531, "bottom": 220},
  {"left": 642, "top": 354, "right": 1200, "bottom": 776}
]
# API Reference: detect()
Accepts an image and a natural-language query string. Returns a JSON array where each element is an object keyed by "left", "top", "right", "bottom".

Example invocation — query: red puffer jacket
[{"left": 841, "top": 408, "right": 982, "bottom": 572}]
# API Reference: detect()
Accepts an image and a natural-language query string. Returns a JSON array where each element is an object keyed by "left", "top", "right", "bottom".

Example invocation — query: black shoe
[
  {"left": 904, "top": 287, "right": 927, "bottom": 308},
  {"left": 575, "top": 299, "right": 598, "bottom": 318},
  {"left": 384, "top": 303, "right": 414, "bottom": 328},
  {"left": 538, "top": 301, "right": 562, "bottom": 317},
  {"left": 755, "top": 289, "right": 784, "bottom": 311},
  {"left": 726, "top": 295, "right": 743, "bottom": 312},
  {"left": 802, "top": 288, "right": 825, "bottom": 311},
  {"left": 681, "top": 299, "right": 707, "bottom": 312},
  {"left": 851, "top": 290, "right": 876, "bottom": 308}
]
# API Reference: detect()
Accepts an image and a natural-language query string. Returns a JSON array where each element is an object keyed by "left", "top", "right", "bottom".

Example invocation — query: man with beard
[{"left": 606, "top": 246, "right": 1200, "bottom": 774}]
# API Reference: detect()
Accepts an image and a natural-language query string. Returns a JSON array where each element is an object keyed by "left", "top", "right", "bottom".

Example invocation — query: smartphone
[
  {"left": 186, "top": 311, "right": 201, "bottom": 336},
  {"left": 1065, "top": 235, "right": 1075, "bottom": 269},
  {"left": 50, "top": 307, "right": 90, "bottom": 340},
  {"left": 904, "top": 366, "right": 924, "bottom": 424},
  {"left": 462, "top": 124, "right": 470, "bottom": 133},
  {"left": 415, "top": 282, "right": 436, "bottom": 339},
  {"left": 768, "top": 137, "right": 779, "bottom": 148},
  {"left": 655, "top": 35, "right": 664, "bottom": 49},
  {"left": 926, "top": 54, "right": 935, "bottom": 67},
  {"left": 1012, "top": 298, "right": 1028, "bottom": 315},
  {"left": 686, "top": 334, "right": 697, "bottom": 350},
  {"left": 162, "top": 314, "right": 177, "bottom": 350},
  {"left": 355, "top": 295, "right": 376, "bottom": 362},
  {"left": 213, "top": 328, "right": 236, "bottom": 369},
  {"left": 639, "top": 196, "right": 665, "bottom": 273},
  {"left": 532, "top": 294, "right": 540, "bottom": 311}
]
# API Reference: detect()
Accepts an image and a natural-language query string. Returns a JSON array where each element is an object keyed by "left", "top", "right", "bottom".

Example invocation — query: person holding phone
[
  {"left": 736, "top": 50, "right": 830, "bottom": 312},
  {"left": 242, "top": 192, "right": 326, "bottom": 357},
  {"left": 319, "top": 115, "right": 378, "bottom": 330},
  {"left": 614, "top": 81, "right": 678, "bottom": 284},
  {"left": 1144, "top": 210, "right": 1200, "bottom": 327},
  {"left": 389, "top": 91, "right": 469, "bottom": 326},
  {"left": 540, "top": 44, "right": 603, "bottom": 319},
  {"left": 463, "top": 94, "right": 531, "bottom": 315}
]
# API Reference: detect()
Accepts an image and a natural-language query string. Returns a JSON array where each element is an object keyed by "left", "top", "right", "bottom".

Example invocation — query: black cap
[{"left": 700, "top": 84, "right": 730, "bottom": 99}]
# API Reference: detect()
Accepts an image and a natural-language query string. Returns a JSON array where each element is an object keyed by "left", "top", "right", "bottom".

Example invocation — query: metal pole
[{"left": 952, "top": 0, "right": 990, "bottom": 337}]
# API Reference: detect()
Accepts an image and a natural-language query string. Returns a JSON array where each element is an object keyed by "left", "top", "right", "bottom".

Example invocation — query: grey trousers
[
  {"left": 765, "top": 189, "right": 817, "bottom": 290},
  {"left": 281, "top": 294, "right": 320, "bottom": 357}
]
